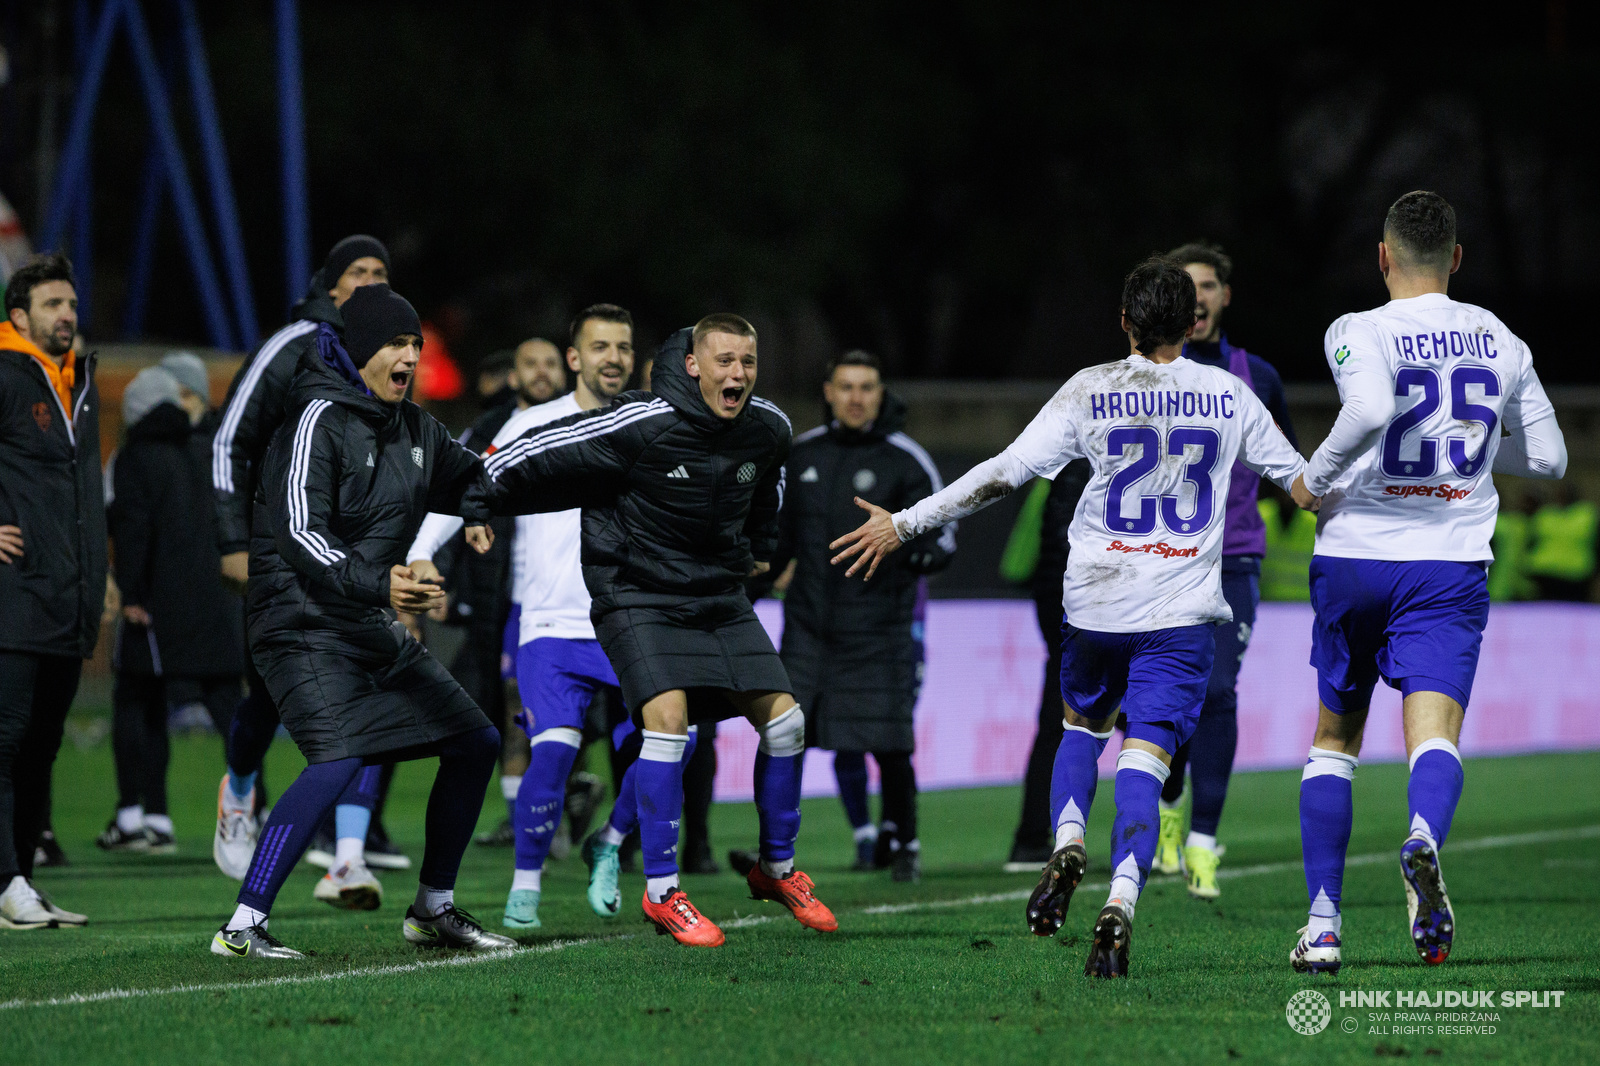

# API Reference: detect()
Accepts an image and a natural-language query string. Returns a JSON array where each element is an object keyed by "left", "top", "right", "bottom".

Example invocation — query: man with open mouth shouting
[
  {"left": 211, "top": 284, "right": 511, "bottom": 959},
  {"left": 469, "top": 314, "right": 837, "bottom": 946}
]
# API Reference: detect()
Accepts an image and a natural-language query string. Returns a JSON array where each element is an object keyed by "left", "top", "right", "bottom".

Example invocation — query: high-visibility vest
[
  {"left": 1259, "top": 500, "right": 1317, "bottom": 602},
  {"left": 1487, "top": 510, "right": 1536, "bottom": 602},
  {"left": 1525, "top": 501, "right": 1599, "bottom": 583}
]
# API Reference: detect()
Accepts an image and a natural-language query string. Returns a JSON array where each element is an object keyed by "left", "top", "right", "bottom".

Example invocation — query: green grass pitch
[{"left": 2, "top": 727, "right": 1596, "bottom": 1065}]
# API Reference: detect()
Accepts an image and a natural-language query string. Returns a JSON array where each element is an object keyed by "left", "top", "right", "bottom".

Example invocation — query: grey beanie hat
[
  {"left": 123, "top": 366, "right": 183, "bottom": 426},
  {"left": 159, "top": 351, "right": 209, "bottom": 400}
]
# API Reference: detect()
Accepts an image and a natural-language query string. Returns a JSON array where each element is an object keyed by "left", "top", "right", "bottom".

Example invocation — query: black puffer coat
[
  {"left": 474, "top": 327, "right": 790, "bottom": 613},
  {"left": 212, "top": 283, "right": 343, "bottom": 554},
  {"left": 108, "top": 403, "right": 244, "bottom": 678},
  {"left": 0, "top": 340, "right": 106, "bottom": 658},
  {"left": 246, "top": 358, "right": 491, "bottom": 761},
  {"left": 764, "top": 395, "right": 955, "bottom": 751}
]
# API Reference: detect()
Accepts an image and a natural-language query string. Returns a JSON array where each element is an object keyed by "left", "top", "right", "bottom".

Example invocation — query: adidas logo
[
  {"left": 667, "top": 465, "right": 690, "bottom": 479},
  {"left": 800, "top": 466, "right": 819, "bottom": 482}
]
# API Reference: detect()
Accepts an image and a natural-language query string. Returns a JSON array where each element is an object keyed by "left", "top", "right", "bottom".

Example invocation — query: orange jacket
[{"left": 0, "top": 320, "right": 75, "bottom": 412}]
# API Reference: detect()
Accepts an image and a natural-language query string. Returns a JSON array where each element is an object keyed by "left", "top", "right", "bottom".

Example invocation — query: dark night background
[{"left": 1, "top": 0, "right": 1595, "bottom": 392}]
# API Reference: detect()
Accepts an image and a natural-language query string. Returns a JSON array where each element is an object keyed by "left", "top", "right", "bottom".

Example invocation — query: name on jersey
[
  {"left": 1106, "top": 539, "right": 1201, "bottom": 559},
  {"left": 1393, "top": 330, "right": 1498, "bottom": 362},
  {"left": 1382, "top": 483, "right": 1474, "bottom": 502},
  {"left": 1089, "top": 390, "right": 1233, "bottom": 421}
]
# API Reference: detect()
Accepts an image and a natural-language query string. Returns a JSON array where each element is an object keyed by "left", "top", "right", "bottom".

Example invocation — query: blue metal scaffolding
[{"left": 39, "top": 0, "right": 307, "bottom": 350}]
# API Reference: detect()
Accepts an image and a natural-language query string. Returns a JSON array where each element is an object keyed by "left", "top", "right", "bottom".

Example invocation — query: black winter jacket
[
  {"left": 108, "top": 403, "right": 245, "bottom": 678},
  {"left": 433, "top": 400, "right": 516, "bottom": 630},
  {"left": 212, "top": 286, "right": 343, "bottom": 554},
  {"left": 1032, "top": 458, "right": 1092, "bottom": 606},
  {"left": 246, "top": 359, "right": 488, "bottom": 650},
  {"left": 0, "top": 341, "right": 107, "bottom": 658},
  {"left": 474, "top": 327, "right": 790, "bottom": 612}
]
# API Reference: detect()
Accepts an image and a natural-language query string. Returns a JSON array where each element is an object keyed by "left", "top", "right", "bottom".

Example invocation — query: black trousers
[
  {"left": 113, "top": 673, "right": 239, "bottom": 814},
  {"left": 870, "top": 750, "right": 919, "bottom": 844},
  {"left": 0, "top": 652, "right": 82, "bottom": 881},
  {"left": 682, "top": 721, "right": 717, "bottom": 855},
  {"left": 1013, "top": 593, "right": 1065, "bottom": 850}
]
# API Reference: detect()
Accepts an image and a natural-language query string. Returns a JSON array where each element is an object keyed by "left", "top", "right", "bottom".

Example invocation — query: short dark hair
[
  {"left": 1167, "top": 240, "right": 1232, "bottom": 284},
  {"left": 825, "top": 349, "right": 882, "bottom": 380},
  {"left": 480, "top": 349, "right": 515, "bottom": 373},
  {"left": 692, "top": 313, "right": 757, "bottom": 350},
  {"left": 1384, "top": 191, "right": 1456, "bottom": 269},
  {"left": 1121, "top": 256, "right": 1197, "bottom": 352},
  {"left": 569, "top": 303, "right": 633, "bottom": 349},
  {"left": 5, "top": 253, "right": 76, "bottom": 318}
]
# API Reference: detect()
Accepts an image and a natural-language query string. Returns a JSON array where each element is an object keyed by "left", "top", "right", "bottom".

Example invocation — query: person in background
[
  {"left": 99, "top": 366, "right": 245, "bottom": 853},
  {"left": 746, "top": 350, "right": 955, "bottom": 882},
  {"left": 1153, "top": 240, "right": 1299, "bottom": 899},
  {"left": 1487, "top": 492, "right": 1539, "bottom": 603},
  {"left": 475, "top": 349, "right": 515, "bottom": 407},
  {"left": 1002, "top": 461, "right": 1092, "bottom": 869},
  {"left": 1258, "top": 481, "right": 1318, "bottom": 602},
  {"left": 1524, "top": 484, "right": 1597, "bottom": 602},
  {"left": 0, "top": 253, "right": 104, "bottom": 929}
]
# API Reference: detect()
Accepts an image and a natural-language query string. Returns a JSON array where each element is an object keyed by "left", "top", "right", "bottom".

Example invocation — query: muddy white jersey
[
  {"left": 895, "top": 354, "right": 1304, "bottom": 632},
  {"left": 407, "top": 392, "right": 597, "bottom": 643},
  {"left": 1304, "top": 293, "right": 1566, "bottom": 562}
]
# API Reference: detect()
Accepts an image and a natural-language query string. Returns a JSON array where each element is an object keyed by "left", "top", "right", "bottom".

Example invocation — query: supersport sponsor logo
[
  {"left": 1105, "top": 539, "right": 1201, "bottom": 558},
  {"left": 1383, "top": 483, "right": 1473, "bottom": 502}
]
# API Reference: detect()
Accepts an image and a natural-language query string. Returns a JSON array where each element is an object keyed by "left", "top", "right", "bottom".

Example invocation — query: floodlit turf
[{"left": 1, "top": 727, "right": 1596, "bottom": 1065}]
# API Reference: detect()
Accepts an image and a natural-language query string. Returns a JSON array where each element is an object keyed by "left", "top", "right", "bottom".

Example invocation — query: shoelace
[
  {"left": 667, "top": 894, "right": 701, "bottom": 926},
  {"left": 442, "top": 905, "right": 487, "bottom": 932},
  {"left": 783, "top": 871, "right": 818, "bottom": 902},
  {"left": 249, "top": 924, "right": 289, "bottom": 948}
]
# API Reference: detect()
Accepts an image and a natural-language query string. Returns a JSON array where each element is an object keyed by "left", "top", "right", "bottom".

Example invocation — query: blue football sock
[
  {"left": 635, "top": 731, "right": 688, "bottom": 879},
  {"left": 334, "top": 803, "right": 371, "bottom": 843},
  {"left": 238, "top": 757, "right": 362, "bottom": 913},
  {"left": 1407, "top": 739, "right": 1464, "bottom": 847},
  {"left": 1049, "top": 723, "right": 1111, "bottom": 848},
  {"left": 833, "top": 751, "right": 871, "bottom": 830},
  {"left": 417, "top": 726, "right": 500, "bottom": 892},
  {"left": 1107, "top": 749, "right": 1167, "bottom": 913},
  {"left": 227, "top": 770, "right": 258, "bottom": 803},
  {"left": 1300, "top": 747, "right": 1358, "bottom": 936},
  {"left": 1187, "top": 703, "right": 1238, "bottom": 837},
  {"left": 513, "top": 729, "right": 582, "bottom": 872},
  {"left": 754, "top": 707, "right": 805, "bottom": 868}
]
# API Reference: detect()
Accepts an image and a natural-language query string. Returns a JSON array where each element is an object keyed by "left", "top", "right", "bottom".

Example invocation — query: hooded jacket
[
  {"left": 246, "top": 356, "right": 487, "bottom": 652},
  {"left": 472, "top": 327, "right": 790, "bottom": 611},
  {"left": 108, "top": 402, "right": 245, "bottom": 677},
  {"left": 0, "top": 324, "right": 106, "bottom": 658},
  {"left": 212, "top": 280, "right": 343, "bottom": 554}
]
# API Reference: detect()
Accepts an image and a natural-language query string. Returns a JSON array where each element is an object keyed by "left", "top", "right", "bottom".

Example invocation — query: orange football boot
[
  {"left": 746, "top": 865, "right": 838, "bottom": 932},
  {"left": 641, "top": 889, "right": 725, "bottom": 947}
]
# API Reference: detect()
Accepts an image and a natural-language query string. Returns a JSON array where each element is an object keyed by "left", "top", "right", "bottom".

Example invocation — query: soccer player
[
  {"left": 211, "top": 236, "right": 399, "bottom": 900},
  {"left": 407, "top": 304, "right": 640, "bottom": 929},
  {"left": 211, "top": 284, "right": 512, "bottom": 959},
  {"left": 832, "top": 258, "right": 1307, "bottom": 977},
  {"left": 472, "top": 314, "right": 838, "bottom": 946},
  {"left": 1287, "top": 192, "right": 1566, "bottom": 974},
  {"left": 1153, "top": 241, "right": 1299, "bottom": 899}
]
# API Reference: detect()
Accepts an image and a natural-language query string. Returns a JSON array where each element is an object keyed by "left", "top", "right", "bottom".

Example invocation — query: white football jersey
[
  {"left": 895, "top": 354, "right": 1305, "bottom": 632},
  {"left": 408, "top": 392, "right": 597, "bottom": 644},
  {"left": 1304, "top": 293, "right": 1563, "bottom": 562}
]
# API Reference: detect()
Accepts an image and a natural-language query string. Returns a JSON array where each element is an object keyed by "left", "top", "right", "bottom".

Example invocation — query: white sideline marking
[{"left": 3, "top": 824, "right": 1593, "bottom": 1011}]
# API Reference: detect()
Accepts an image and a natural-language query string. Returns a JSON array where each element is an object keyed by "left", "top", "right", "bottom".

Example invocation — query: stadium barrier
[{"left": 711, "top": 600, "right": 1600, "bottom": 801}]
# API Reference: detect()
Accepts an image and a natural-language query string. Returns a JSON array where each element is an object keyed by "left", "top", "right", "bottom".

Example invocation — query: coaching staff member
[
  {"left": 752, "top": 351, "right": 954, "bottom": 882},
  {"left": 0, "top": 254, "right": 104, "bottom": 929}
]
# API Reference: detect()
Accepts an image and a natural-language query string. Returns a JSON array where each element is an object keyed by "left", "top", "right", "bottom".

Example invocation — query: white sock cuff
[
  {"left": 757, "top": 705, "right": 805, "bottom": 756},
  {"left": 1116, "top": 747, "right": 1170, "bottom": 784},
  {"left": 1408, "top": 737, "right": 1461, "bottom": 770},
  {"left": 1063, "top": 721, "right": 1116, "bottom": 741},
  {"left": 528, "top": 726, "right": 583, "bottom": 749},
  {"left": 500, "top": 774, "right": 520, "bottom": 800},
  {"left": 640, "top": 730, "right": 689, "bottom": 763},
  {"left": 1303, "top": 747, "right": 1359, "bottom": 781}
]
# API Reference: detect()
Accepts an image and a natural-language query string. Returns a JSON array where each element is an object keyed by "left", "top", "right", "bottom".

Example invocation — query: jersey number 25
[
  {"left": 1381, "top": 365, "right": 1500, "bottom": 480},
  {"left": 1104, "top": 425, "right": 1220, "bottom": 538}
]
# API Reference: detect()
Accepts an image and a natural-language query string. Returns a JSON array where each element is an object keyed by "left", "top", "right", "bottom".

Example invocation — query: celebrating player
[
  {"left": 1287, "top": 192, "right": 1567, "bottom": 974},
  {"left": 211, "top": 284, "right": 511, "bottom": 959},
  {"left": 832, "top": 258, "right": 1307, "bottom": 977},
  {"left": 472, "top": 314, "right": 837, "bottom": 946},
  {"left": 406, "top": 303, "right": 649, "bottom": 929}
]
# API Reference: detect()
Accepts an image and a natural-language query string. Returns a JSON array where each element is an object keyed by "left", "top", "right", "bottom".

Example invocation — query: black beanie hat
[
  {"left": 322, "top": 234, "right": 391, "bottom": 288},
  {"left": 341, "top": 284, "right": 422, "bottom": 368}
]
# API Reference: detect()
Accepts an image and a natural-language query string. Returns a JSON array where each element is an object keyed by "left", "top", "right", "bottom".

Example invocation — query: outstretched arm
[
  {"left": 471, "top": 397, "right": 662, "bottom": 517},
  {"left": 1303, "top": 320, "right": 1395, "bottom": 497}
]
